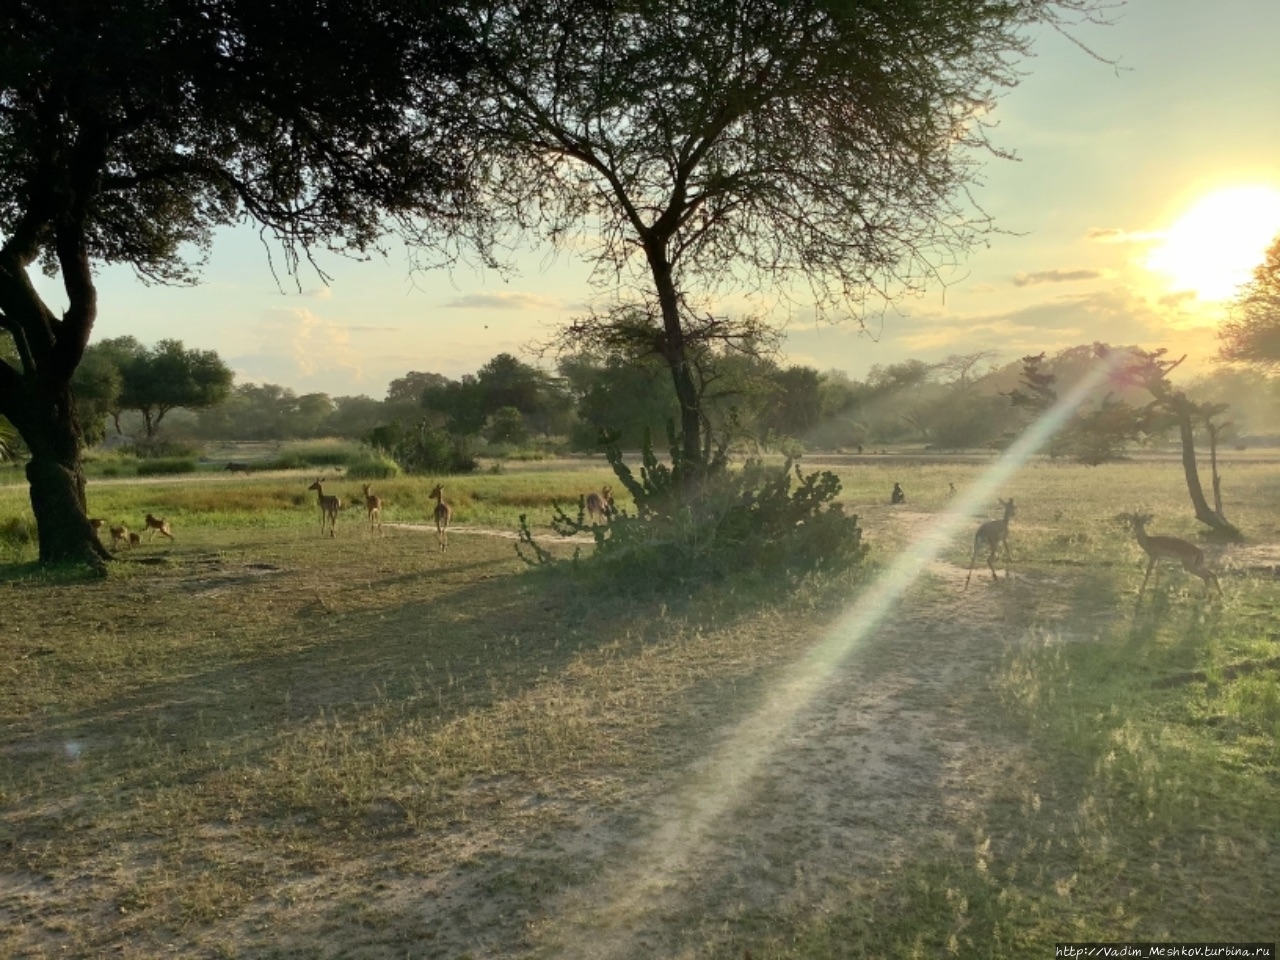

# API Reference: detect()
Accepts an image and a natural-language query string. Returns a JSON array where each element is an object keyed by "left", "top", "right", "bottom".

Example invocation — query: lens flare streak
[{"left": 547, "top": 358, "right": 1118, "bottom": 959}]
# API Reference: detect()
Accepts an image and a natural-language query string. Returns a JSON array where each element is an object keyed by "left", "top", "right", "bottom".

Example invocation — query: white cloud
[
  {"left": 1012, "top": 268, "right": 1105, "bottom": 287},
  {"left": 442, "top": 291, "right": 568, "bottom": 311}
]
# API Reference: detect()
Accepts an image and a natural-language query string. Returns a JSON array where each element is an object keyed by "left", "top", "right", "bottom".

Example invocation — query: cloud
[
  {"left": 1087, "top": 227, "right": 1163, "bottom": 244},
  {"left": 300, "top": 286, "right": 333, "bottom": 300},
  {"left": 442, "top": 291, "right": 567, "bottom": 311},
  {"left": 1159, "top": 290, "right": 1197, "bottom": 308},
  {"left": 781, "top": 285, "right": 1212, "bottom": 378},
  {"left": 237, "top": 307, "right": 364, "bottom": 385},
  {"left": 1013, "top": 268, "right": 1104, "bottom": 287}
]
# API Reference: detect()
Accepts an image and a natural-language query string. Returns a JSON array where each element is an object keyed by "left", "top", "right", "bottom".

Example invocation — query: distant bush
[
  {"left": 520, "top": 427, "right": 867, "bottom": 591},
  {"left": 344, "top": 453, "right": 401, "bottom": 480},
  {"left": 134, "top": 438, "right": 204, "bottom": 459},
  {"left": 369, "top": 420, "right": 477, "bottom": 475},
  {"left": 135, "top": 457, "right": 197, "bottom": 476},
  {"left": 0, "top": 515, "right": 36, "bottom": 546},
  {"left": 263, "top": 440, "right": 365, "bottom": 471}
]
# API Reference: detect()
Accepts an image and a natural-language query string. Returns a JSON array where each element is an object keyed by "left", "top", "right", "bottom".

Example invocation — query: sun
[{"left": 1144, "top": 185, "right": 1280, "bottom": 301}]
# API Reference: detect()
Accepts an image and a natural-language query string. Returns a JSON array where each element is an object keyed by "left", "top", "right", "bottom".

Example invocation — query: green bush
[
  {"left": 369, "top": 420, "right": 477, "bottom": 474},
  {"left": 344, "top": 454, "right": 401, "bottom": 480},
  {"left": 519, "top": 426, "right": 867, "bottom": 590},
  {"left": 135, "top": 458, "right": 197, "bottom": 476},
  {"left": 134, "top": 438, "right": 204, "bottom": 459},
  {"left": 0, "top": 515, "right": 36, "bottom": 546}
]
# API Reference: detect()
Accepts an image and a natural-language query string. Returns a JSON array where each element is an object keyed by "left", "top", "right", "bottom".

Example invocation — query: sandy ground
[{"left": 344, "top": 507, "right": 1055, "bottom": 958}]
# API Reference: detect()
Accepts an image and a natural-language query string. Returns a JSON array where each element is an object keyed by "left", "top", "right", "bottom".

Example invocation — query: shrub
[
  {"left": 369, "top": 420, "right": 477, "bottom": 474},
  {"left": 519, "top": 426, "right": 867, "bottom": 590},
  {"left": 0, "top": 515, "right": 36, "bottom": 546},
  {"left": 135, "top": 457, "right": 197, "bottom": 476},
  {"left": 344, "top": 453, "right": 401, "bottom": 480},
  {"left": 134, "top": 438, "right": 203, "bottom": 459}
]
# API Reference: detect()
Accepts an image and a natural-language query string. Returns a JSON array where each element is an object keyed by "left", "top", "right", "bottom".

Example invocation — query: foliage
[
  {"left": 1220, "top": 233, "right": 1280, "bottom": 368},
  {"left": 486, "top": 405, "right": 529, "bottom": 445},
  {"left": 1051, "top": 393, "right": 1145, "bottom": 465},
  {"left": 1108, "top": 345, "right": 1242, "bottom": 539},
  {"left": 0, "top": 514, "right": 36, "bottom": 546},
  {"left": 519, "top": 426, "right": 867, "bottom": 589},
  {"left": 369, "top": 419, "right": 478, "bottom": 475},
  {"left": 473, "top": 0, "right": 1111, "bottom": 475},
  {"left": 0, "top": 0, "right": 477, "bottom": 566},
  {"left": 1003, "top": 352, "right": 1059, "bottom": 412},
  {"left": 0, "top": 416, "right": 15, "bottom": 463},
  {"left": 134, "top": 457, "right": 198, "bottom": 477},
  {"left": 343, "top": 453, "right": 402, "bottom": 481}
]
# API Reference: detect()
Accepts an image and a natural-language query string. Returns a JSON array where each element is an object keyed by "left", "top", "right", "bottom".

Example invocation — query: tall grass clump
[
  {"left": 135, "top": 457, "right": 198, "bottom": 476},
  {"left": 263, "top": 439, "right": 366, "bottom": 471},
  {"left": 344, "top": 452, "right": 401, "bottom": 480}
]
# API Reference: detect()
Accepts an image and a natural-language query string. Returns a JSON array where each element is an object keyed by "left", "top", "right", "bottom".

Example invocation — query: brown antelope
[
  {"left": 307, "top": 479, "right": 340, "bottom": 537},
  {"left": 109, "top": 524, "right": 132, "bottom": 550},
  {"left": 144, "top": 513, "right": 174, "bottom": 540},
  {"left": 1124, "top": 513, "right": 1222, "bottom": 600},
  {"left": 964, "top": 498, "right": 1016, "bottom": 589},
  {"left": 128, "top": 531, "right": 142, "bottom": 547},
  {"left": 362, "top": 483, "right": 383, "bottom": 532},
  {"left": 89, "top": 518, "right": 106, "bottom": 537},
  {"left": 429, "top": 483, "right": 451, "bottom": 552},
  {"left": 585, "top": 484, "right": 614, "bottom": 525}
]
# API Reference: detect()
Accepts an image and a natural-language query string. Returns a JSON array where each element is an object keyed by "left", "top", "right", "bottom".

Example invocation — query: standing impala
[
  {"left": 964, "top": 498, "right": 1016, "bottom": 589},
  {"left": 1124, "top": 513, "right": 1222, "bottom": 600},
  {"left": 430, "top": 483, "right": 451, "bottom": 552},
  {"left": 585, "top": 485, "right": 613, "bottom": 525},
  {"left": 307, "top": 479, "right": 341, "bottom": 538},
  {"left": 362, "top": 484, "right": 383, "bottom": 532}
]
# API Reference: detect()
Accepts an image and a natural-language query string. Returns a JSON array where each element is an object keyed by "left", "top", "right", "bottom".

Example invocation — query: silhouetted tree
[
  {"left": 0, "top": 0, "right": 475, "bottom": 568},
  {"left": 1220, "top": 234, "right": 1280, "bottom": 368},
  {"left": 472, "top": 0, "right": 1111, "bottom": 485}
]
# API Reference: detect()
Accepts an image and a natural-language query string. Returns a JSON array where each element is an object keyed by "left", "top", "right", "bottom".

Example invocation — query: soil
[{"left": 368, "top": 506, "right": 1055, "bottom": 958}]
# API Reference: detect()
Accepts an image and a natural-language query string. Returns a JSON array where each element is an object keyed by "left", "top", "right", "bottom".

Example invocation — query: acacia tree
[
  {"left": 1220, "top": 234, "right": 1280, "bottom": 368},
  {"left": 0, "top": 0, "right": 475, "bottom": 568},
  {"left": 472, "top": 0, "right": 1110, "bottom": 484},
  {"left": 118, "top": 340, "right": 234, "bottom": 439},
  {"left": 1111, "top": 347, "right": 1242, "bottom": 540}
]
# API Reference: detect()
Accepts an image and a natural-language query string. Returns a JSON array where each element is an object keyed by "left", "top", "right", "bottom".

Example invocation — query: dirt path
[{"left": 369, "top": 506, "right": 1049, "bottom": 958}]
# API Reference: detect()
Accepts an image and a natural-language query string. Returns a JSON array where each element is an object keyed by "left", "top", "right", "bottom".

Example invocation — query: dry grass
[{"left": 1, "top": 455, "right": 1278, "bottom": 958}]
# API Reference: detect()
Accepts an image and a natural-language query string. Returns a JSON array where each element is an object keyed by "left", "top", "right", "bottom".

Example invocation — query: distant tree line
[{"left": 58, "top": 342, "right": 1280, "bottom": 471}]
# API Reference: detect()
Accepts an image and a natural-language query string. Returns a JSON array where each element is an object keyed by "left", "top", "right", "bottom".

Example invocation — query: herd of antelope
[{"left": 91, "top": 467, "right": 1225, "bottom": 599}]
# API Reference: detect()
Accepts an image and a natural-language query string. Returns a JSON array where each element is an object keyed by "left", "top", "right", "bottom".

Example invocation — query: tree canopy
[
  {"left": 0, "top": 0, "right": 476, "bottom": 566},
  {"left": 472, "top": 0, "right": 1112, "bottom": 473},
  {"left": 1220, "top": 234, "right": 1280, "bottom": 368}
]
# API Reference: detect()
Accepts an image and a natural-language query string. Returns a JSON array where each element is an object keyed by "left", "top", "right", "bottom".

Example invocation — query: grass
[{"left": 1, "top": 453, "right": 1277, "bottom": 957}]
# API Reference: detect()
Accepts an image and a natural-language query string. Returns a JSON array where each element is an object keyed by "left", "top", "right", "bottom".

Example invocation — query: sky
[{"left": 47, "top": 0, "right": 1280, "bottom": 400}]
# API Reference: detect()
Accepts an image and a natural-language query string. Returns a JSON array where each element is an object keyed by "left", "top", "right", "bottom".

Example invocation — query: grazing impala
[
  {"left": 362, "top": 484, "right": 383, "bottom": 532},
  {"left": 307, "top": 479, "right": 341, "bottom": 537},
  {"left": 144, "top": 513, "right": 174, "bottom": 540},
  {"left": 585, "top": 485, "right": 613, "bottom": 525},
  {"left": 964, "top": 498, "right": 1016, "bottom": 589},
  {"left": 1123, "top": 513, "right": 1222, "bottom": 600},
  {"left": 430, "top": 483, "right": 451, "bottom": 552}
]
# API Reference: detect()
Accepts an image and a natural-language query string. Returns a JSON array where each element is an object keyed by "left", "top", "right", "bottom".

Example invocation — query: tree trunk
[
  {"left": 1174, "top": 408, "right": 1241, "bottom": 540},
  {"left": 15, "top": 387, "right": 110, "bottom": 570},
  {"left": 647, "top": 251, "right": 703, "bottom": 482},
  {"left": 1207, "top": 421, "right": 1226, "bottom": 518}
]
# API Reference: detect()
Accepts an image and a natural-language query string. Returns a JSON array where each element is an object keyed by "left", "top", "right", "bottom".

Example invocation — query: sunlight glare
[
  {"left": 547, "top": 355, "right": 1123, "bottom": 959},
  {"left": 1145, "top": 185, "right": 1280, "bottom": 301}
]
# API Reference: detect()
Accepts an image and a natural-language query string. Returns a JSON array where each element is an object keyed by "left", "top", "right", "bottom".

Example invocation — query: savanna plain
[{"left": 1, "top": 452, "right": 1278, "bottom": 959}]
